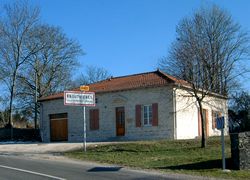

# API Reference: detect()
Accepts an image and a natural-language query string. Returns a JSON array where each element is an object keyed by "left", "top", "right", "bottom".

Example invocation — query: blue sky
[{"left": 4, "top": 0, "right": 250, "bottom": 90}]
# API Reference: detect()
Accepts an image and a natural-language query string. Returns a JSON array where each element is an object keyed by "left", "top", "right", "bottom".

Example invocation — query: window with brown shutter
[
  {"left": 135, "top": 105, "right": 141, "bottom": 127},
  {"left": 138, "top": 103, "right": 159, "bottom": 127},
  {"left": 90, "top": 109, "right": 99, "bottom": 130},
  {"left": 152, "top": 103, "right": 158, "bottom": 126}
]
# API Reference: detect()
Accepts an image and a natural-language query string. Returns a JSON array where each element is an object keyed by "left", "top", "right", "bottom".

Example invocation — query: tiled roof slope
[{"left": 38, "top": 70, "right": 189, "bottom": 102}]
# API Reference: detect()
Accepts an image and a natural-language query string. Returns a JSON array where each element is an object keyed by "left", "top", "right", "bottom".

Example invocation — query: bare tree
[
  {"left": 73, "top": 65, "right": 111, "bottom": 87},
  {"left": 0, "top": 1, "right": 42, "bottom": 128},
  {"left": 0, "top": 1, "right": 83, "bottom": 130},
  {"left": 159, "top": 5, "right": 250, "bottom": 148},
  {"left": 229, "top": 91, "right": 250, "bottom": 132},
  {"left": 16, "top": 24, "right": 83, "bottom": 128},
  {"left": 231, "top": 91, "right": 250, "bottom": 113},
  {"left": 0, "top": 109, "right": 9, "bottom": 128}
]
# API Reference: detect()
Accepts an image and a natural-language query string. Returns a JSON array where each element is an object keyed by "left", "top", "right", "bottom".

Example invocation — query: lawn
[{"left": 65, "top": 137, "right": 250, "bottom": 179}]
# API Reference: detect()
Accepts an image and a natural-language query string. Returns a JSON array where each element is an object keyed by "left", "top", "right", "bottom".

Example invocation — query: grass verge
[{"left": 65, "top": 137, "right": 250, "bottom": 179}]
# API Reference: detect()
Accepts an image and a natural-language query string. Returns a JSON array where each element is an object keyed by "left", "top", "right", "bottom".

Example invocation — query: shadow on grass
[
  {"left": 93, "top": 148, "right": 139, "bottom": 153},
  {"left": 92, "top": 146, "right": 200, "bottom": 153},
  {"left": 158, "top": 158, "right": 232, "bottom": 170}
]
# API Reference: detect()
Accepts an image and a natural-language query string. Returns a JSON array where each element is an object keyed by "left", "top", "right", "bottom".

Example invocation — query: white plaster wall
[
  {"left": 175, "top": 88, "right": 199, "bottom": 139},
  {"left": 175, "top": 88, "right": 228, "bottom": 139}
]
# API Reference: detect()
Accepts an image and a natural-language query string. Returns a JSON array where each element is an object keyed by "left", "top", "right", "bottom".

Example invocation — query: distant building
[{"left": 39, "top": 70, "right": 228, "bottom": 142}]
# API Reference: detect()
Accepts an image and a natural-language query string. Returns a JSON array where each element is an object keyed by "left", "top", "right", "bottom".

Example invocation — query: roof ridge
[
  {"left": 155, "top": 69, "right": 180, "bottom": 83},
  {"left": 106, "top": 70, "right": 159, "bottom": 80},
  {"left": 157, "top": 69, "right": 190, "bottom": 84}
]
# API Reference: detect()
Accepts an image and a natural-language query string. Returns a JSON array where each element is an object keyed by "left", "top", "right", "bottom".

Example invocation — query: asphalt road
[{"left": 0, "top": 155, "right": 190, "bottom": 180}]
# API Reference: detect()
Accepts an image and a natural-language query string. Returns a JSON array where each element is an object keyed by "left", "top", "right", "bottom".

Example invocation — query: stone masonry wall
[
  {"left": 230, "top": 131, "right": 250, "bottom": 170},
  {"left": 40, "top": 86, "right": 175, "bottom": 142}
]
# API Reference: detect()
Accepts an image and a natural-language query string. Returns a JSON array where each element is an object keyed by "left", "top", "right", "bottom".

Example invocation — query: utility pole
[{"left": 34, "top": 71, "right": 38, "bottom": 129}]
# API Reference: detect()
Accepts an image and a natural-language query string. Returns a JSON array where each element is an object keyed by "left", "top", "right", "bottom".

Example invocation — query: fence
[
  {"left": 0, "top": 128, "right": 41, "bottom": 141},
  {"left": 230, "top": 131, "right": 250, "bottom": 170}
]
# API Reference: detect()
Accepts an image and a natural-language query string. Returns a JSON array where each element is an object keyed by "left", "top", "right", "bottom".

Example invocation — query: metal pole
[
  {"left": 221, "top": 128, "right": 226, "bottom": 170},
  {"left": 83, "top": 106, "right": 87, "bottom": 152},
  {"left": 34, "top": 71, "right": 38, "bottom": 129},
  {"left": 11, "top": 120, "right": 13, "bottom": 140}
]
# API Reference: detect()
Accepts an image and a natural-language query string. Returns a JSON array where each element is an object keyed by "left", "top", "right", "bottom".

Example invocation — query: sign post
[
  {"left": 83, "top": 105, "right": 86, "bottom": 152},
  {"left": 64, "top": 86, "right": 95, "bottom": 152},
  {"left": 216, "top": 116, "right": 226, "bottom": 170},
  {"left": 80, "top": 85, "right": 87, "bottom": 152}
]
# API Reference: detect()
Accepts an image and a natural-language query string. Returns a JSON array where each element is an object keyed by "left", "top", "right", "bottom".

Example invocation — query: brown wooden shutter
[
  {"left": 205, "top": 109, "right": 209, "bottom": 137},
  {"left": 198, "top": 110, "right": 201, "bottom": 136},
  {"left": 94, "top": 109, "right": 99, "bottom": 130},
  {"left": 152, "top": 103, "right": 158, "bottom": 126},
  {"left": 135, "top": 105, "right": 141, "bottom": 127},
  {"left": 212, "top": 111, "right": 216, "bottom": 129},
  {"left": 90, "top": 109, "right": 94, "bottom": 130},
  {"left": 90, "top": 109, "right": 99, "bottom": 130}
]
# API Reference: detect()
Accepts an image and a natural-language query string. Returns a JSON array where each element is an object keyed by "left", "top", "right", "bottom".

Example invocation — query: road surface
[{"left": 0, "top": 155, "right": 191, "bottom": 180}]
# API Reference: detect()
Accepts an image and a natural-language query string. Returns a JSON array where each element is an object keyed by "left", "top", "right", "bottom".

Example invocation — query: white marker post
[{"left": 64, "top": 86, "right": 95, "bottom": 152}]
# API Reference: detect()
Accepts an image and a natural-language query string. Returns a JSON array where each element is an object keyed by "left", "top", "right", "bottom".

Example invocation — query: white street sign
[{"left": 64, "top": 91, "right": 95, "bottom": 106}]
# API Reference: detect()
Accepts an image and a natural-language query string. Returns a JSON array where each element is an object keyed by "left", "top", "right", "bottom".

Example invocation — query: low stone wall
[
  {"left": 0, "top": 128, "right": 41, "bottom": 141},
  {"left": 230, "top": 131, "right": 250, "bottom": 170}
]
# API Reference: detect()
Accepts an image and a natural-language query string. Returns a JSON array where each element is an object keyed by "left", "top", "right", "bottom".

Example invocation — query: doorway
[
  {"left": 50, "top": 113, "right": 68, "bottom": 141},
  {"left": 116, "top": 107, "right": 125, "bottom": 136}
]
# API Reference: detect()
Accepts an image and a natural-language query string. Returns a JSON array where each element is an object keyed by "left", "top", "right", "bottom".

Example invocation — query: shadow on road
[{"left": 88, "top": 167, "right": 123, "bottom": 172}]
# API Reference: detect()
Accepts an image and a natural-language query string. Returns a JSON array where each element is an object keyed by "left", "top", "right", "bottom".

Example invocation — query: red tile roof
[{"left": 38, "top": 70, "right": 189, "bottom": 102}]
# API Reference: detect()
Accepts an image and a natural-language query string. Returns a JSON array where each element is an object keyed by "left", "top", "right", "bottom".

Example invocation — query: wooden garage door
[{"left": 50, "top": 113, "right": 68, "bottom": 141}]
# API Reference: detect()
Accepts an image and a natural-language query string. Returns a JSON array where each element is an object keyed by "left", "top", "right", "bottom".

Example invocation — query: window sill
[{"left": 143, "top": 124, "right": 152, "bottom": 127}]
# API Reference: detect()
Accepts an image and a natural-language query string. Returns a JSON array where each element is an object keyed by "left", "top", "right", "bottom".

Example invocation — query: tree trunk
[
  {"left": 198, "top": 100, "right": 206, "bottom": 148},
  {"left": 7, "top": 68, "right": 17, "bottom": 133},
  {"left": 8, "top": 74, "right": 16, "bottom": 127}
]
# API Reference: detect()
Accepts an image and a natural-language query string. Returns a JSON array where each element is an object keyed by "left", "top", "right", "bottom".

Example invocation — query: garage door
[{"left": 50, "top": 113, "right": 68, "bottom": 141}]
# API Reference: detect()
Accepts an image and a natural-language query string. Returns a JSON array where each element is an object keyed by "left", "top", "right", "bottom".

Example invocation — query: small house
[{"left": 39, "top": 70, "right": 228, "bottom": 142}]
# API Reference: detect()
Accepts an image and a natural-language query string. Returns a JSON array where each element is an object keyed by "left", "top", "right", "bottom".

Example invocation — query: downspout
[{"left": 173, "top": 87, "right": 177, "bottom": 140}]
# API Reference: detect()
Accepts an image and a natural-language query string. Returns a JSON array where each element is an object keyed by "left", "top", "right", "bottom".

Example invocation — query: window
[
  {"left": 143, "top": 105, "right": 152, "bottom": 125},
  {"left": 212, "top": 110, "right": 222, "bottom": 129},
  {"left": 135, "top": 103, "right": 158, "bottom": 127}
]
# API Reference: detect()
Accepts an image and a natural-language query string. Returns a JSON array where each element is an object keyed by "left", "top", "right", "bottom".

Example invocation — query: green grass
[{"left": 65, "top": 137, "right": 250, "bottom": 179}]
